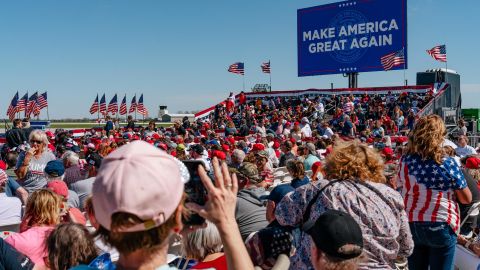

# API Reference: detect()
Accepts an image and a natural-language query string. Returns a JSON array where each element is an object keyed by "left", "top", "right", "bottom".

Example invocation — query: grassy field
[{"left": 49, "top": 122, "right": 173, "bottom": 129}]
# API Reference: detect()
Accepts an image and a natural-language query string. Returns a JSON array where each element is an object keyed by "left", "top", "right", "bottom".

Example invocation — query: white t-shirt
[
  {"left": 301, "top": 124, "right": 312, "bottom": 138},
  {"left": 0, "top": 193, "right": 22, "bottom": 225},
  {"left": 316, "top": 103, "right": 325, "bottom": 113},
  {"left": 455, "top": 145, "right": 476, "bottom": 158},
  {"left": 323, "top": 127, "right": 334, "bottom": 139}
]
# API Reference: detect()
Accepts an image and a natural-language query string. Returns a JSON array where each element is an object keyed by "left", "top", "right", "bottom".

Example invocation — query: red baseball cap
[
  {"left": 222, "top": 144, "right": 230, "bottom": 152},
  {"left": 47, "top": 180, "right": 69, "bottom": 199},
  {"left": 0, "top": 161, "right": 6, "bottom": 171},
  {"left": 312, "top": 161, "right": 322, "bottom": 174},
  {"left": 252, "top": 143, "right": 265, "bottom": 151},
  {"left": 466, "top": 157, "right": 480, "bottom": 169},
  {"left": 213, "top": 150, "right": 226, "bottom": 160},
  {"left": 382, "top": 147, "right": 394, "bottom": 157},
  {"left": 273, "top": 141, "right": 280, "bottom": 149}
]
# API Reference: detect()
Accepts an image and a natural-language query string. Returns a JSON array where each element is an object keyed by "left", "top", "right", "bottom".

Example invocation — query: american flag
[
  {"left": 129, "top": 95, "right": 137, "bottom": 113},
  {"left": 33, "top": 103, "right": 41, "bottom": 117},
  {"left": 99, "top": 94, "right": 107, "bottom": 115},
  {"left": 427, "top": 45, "right": 447, "bottom": 62},
  {"left": 399, "top": 155, "right": 466, "bottom": 232},
  {"left": 119, "top": 94, "right": 127, "bottom": 115},
  {"left": 261, "top": 61, "right": 270, "bottom": 74},
  {"left": 107, "top": 94, "right": 118, "bottom": 115},
  {"left": 17, "top": 92, "right": 28, "bottom": 113},
  {"left": 37, "top": 92, "right": 48, "bottom": 109},
  {"left": 381, "top": 48, "right": 405, "bottom": 71},
  {"left": 137, "top": 94, "right": 148, "bottom": 116},
  {"left": 26, "top": 92, "right": 39, "bottom": 117},
  {"left": 89, "top": 94, "right": 99, "bottom": 114},
  {"left": 228, "top": 62, "right": 244, "bottom": 75},
  {"left": 6, "top": 92, "right": 19, "bottom": 120}
]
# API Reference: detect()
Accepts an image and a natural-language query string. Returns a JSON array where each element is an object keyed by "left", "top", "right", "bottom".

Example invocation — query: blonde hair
[
  {"left": 29, "top": 129, "right": 49, "bottom": 146},
  {"left": 315, "top": 249, "right": 365, "bottom": 270},
  {"left": 324, "top": 140, "right": 386, "bottom": 183},
  {"left": 23, "top": 189, "right": 62, "bottom": 228},
  {"left": 406, "top": 115, "right": 446, "bottom": 164}
]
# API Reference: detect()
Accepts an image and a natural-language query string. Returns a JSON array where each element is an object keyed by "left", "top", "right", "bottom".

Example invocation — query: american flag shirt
[{"left": 398, "top": 154, "right": 467, "bottom": 232}]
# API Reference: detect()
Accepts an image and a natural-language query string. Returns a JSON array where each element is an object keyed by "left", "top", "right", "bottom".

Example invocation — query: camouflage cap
[
  {"left": 237, "top": 162, "right": 262, "bottom": 184},
  {"left": 255, "top": 150, "right": 269, "bottom": 160}
]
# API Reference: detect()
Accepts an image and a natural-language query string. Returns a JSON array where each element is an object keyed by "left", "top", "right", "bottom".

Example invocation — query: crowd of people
[{"left": 1, "top": 91, "right": 480, "bottom": 270}]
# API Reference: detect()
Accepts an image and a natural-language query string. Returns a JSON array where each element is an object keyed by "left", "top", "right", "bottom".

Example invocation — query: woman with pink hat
[{"left": 91, "top": 141, "right": 254, "bottom": 270}]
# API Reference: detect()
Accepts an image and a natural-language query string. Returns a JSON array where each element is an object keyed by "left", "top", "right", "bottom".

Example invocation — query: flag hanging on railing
[
  {"left": 37, "top": 92, "right": 48, "bottom": 109},
  {"left": 99, "top": 94, "right": 107, "bottom": 115},
  {"left": 107, "top": 94, "right": 118, "bottom": 115},
  {"left": 261, "top": 61, "right": 271, "bottom": 74},
  {"left": 129, "top": 95, "right": 137, "bottom": 114},
  {"left": 119, "top": 94, "right": 127, "bottom": 115},
  {"left": 427, "top": 45, "right": 447, "bottom": 62},
  {"left": 137, "top": 94, "right": 148, "bottom": 116},
  {"left": 228, "top": 62, "right": 244, "bottom": 75},
  {"left": 89, "top": 94, "right": 99, "bottom": 115},
  {"left": 6, "top": 92, "right": 19, "bottom": 121},
  {"left": 381, "top": 48, "right": 405, "bottom": 71}
]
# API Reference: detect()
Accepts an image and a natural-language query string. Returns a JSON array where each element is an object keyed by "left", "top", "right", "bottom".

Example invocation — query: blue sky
[{"left": 0, "top": 0, "right": 479, "bottom": 119}]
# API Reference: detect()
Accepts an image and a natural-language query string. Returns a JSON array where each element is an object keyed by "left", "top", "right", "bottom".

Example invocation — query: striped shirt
[{"left": 398, "top": 155, "right": 467, "bottom": 232}]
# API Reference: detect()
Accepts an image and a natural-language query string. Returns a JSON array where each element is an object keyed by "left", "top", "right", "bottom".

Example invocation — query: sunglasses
[{"left": 30, "top": 139, "right": 43, "bottom": 145}]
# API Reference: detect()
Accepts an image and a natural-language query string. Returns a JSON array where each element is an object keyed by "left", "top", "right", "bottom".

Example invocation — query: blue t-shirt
[{"left": 291, "top": 176, "right": 310, "bottom": 189}]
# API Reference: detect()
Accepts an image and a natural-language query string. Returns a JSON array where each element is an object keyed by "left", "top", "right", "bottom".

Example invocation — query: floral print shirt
[{"left": 275, "top": 179, "right": 414, "bottom": 270}]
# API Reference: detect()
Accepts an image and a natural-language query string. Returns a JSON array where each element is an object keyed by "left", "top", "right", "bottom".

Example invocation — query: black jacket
[{"left": 5, "top": 127, "right": 27, "bottom": 148}]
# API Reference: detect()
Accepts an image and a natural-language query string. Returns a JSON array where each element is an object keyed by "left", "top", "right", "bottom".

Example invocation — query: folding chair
[{"left": 459, "top": 201, "right": 480, "bottom": 236}]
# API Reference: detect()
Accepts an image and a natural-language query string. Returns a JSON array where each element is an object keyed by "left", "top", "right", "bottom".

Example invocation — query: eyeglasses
[{"left": 30, "top": 139, "right": 43, "bottom": 145}]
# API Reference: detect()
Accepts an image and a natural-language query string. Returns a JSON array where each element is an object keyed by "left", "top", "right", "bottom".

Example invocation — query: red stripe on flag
[
  {"left": 403, "top": 163, "right": 411, "bottom": 217},
  {"left": 431, "top": 191, "right": 443, "bottom": 222},
  {"left": 418, "top": 189, "right": 432, "bottom": 222},
  {"left": 446, "top": 191, "right": 452, "bottom": 228},
  {"left": 409, "top": 184, "right": 420, "bottom": 222}
]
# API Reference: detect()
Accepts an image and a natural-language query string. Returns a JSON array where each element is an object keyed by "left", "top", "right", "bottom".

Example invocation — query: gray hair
[
  {"left": 62, "top": 151, "right": 79, "bottom": 167},
  {"left": 46, "top": 174, "right": 65, "bottom": 181},
  {"left": 29, "top": 130, "right": 49, "bottom": 146},
  {"left": 181, "top": 221, "right": 223, "bottom": 260},
  {"left": 232, "top": 149, "right": 246, "bottom": 163}
]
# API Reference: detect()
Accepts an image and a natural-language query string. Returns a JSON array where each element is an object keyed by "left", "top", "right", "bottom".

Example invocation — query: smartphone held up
[{"left": 182, "top": 160, "right": 210, "bottom": 226}]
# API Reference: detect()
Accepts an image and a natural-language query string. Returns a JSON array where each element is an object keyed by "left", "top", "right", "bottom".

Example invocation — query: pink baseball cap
[
  {"left": 92, "top": 140, "right": 184, "bottom": 232},
  {"left": 47, "top": 180, "right": 69, "bottom": 199}
]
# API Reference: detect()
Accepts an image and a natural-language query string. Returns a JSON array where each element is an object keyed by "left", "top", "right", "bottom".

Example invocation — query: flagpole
[
  {"left": 24, "top": 91, "right": 28, "bottom": 119},
  {"left": 403, "top": 47, "right": 406, "bottom": 86},
  {"left": 269, "top": 60, "right": 272, "bottom": 91},
  {"left": 242, "top": 74, "right": 245, "bottom": 92},
  {"left": 46, "top": 105, "right": 50, "bottom": 123},
  {"left": 134, "top": 93, "right": 137, "bottom": 121},
  {"left": 124, "top": 93, "right": 127, "bottom": 123},
  {"left": 445, "top": 44, "right": 448, "bottom": 84},
  {"left": 97, "top": 94, "right": 100, "bottom": 123}
]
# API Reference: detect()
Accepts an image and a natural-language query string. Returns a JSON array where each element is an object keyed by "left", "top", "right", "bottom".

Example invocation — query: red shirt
[
  {"left": 239, "top": 93, "right": 246, "bottom": 104},
  {"left": 191, "top": 255, "right": 227, "bottom": 270}
]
